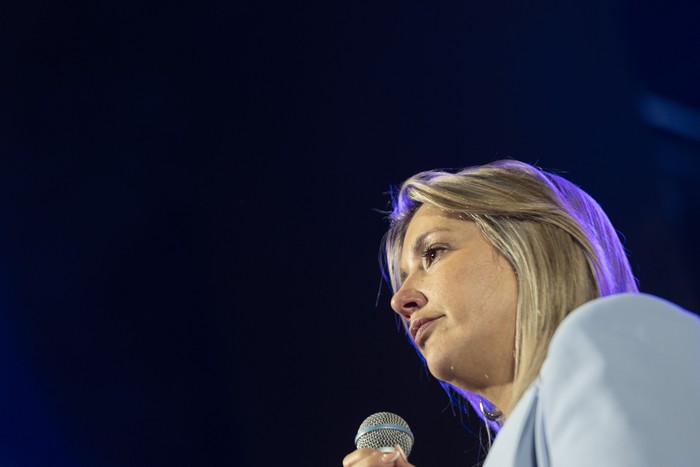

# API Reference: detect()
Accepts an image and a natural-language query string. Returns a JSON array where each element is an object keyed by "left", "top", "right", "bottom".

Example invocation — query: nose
[{"left": 390, "top": 284, "right": 427, "bottom": 320}]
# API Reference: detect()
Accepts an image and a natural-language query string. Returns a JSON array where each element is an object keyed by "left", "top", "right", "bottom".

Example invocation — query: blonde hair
[{"left": 382, "top": 160, "right": 638, "bottom": 415}]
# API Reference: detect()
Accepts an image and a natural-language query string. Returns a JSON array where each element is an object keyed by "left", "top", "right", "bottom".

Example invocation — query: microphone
[{"left": 354, "top": 412, "right": 414, "bottom": 457}]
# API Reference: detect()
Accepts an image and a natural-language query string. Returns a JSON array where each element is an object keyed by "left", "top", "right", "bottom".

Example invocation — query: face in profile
[{"left": 391, "top": 205, "right": 518, "bottom": 398}]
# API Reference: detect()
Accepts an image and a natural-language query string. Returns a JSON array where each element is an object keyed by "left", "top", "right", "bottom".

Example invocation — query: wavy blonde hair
[{"left": 382, "top": 160, "right": 638, "bottom": 415}]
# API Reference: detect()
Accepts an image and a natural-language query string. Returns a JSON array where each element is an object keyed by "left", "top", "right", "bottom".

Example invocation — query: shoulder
[
  {"left": 542, "top": 293, "right": 700, "bottom": 392},
  {"left": 556, "top": 292, "right": 698, "bottom": 332},
  {"left": 537, "top": 293, "right": 700, "bottom": 466},
  {"left": 547, "top": 293, "right": 699, "bottom": 359}
]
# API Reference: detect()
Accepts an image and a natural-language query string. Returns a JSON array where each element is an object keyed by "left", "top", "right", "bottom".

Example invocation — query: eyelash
[{"left": 421, "top": 245, "right": 446, "bottom": 268}]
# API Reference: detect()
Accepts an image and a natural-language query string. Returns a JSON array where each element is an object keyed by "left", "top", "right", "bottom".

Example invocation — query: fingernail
[
  {"left": 395, "top": 444, "right": 408, "bottom": 461},
  {"left": 381, "top": 450, "right": 400, "bottom": 463}
]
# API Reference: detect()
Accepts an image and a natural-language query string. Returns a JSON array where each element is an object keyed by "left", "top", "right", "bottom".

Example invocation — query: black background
[{"left": 1, "top": 1, "right": 699, "bottom": 466}]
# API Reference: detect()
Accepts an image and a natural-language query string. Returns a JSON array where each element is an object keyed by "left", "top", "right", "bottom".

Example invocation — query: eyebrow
[{"left": 399, "top": 228, "right": 452, "bottom": 283}]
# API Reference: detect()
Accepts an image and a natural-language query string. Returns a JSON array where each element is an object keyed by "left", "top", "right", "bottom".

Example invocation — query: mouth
[{"left": 409, "top": 317, "right": 442, "bottom": 346}]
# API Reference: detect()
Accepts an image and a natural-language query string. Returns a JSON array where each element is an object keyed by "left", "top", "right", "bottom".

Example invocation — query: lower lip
[{"left": 414, "top": 319, "right": 440, "bottom": 346}]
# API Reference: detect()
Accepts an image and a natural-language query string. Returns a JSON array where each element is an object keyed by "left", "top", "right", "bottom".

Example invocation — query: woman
[{"left": 343, "top": 160, "right": 700, "bottom": 466}]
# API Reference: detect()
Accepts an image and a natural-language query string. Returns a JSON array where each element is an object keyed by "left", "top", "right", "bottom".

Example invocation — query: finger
[
  {"left": 392, "top": 445, "right": 415, "bottom": 467},
  {"left": 342, "top": 448, "right": 383, "bottom": 466}
]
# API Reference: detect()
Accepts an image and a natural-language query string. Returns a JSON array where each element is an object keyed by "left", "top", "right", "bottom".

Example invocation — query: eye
[{"left": 421, "top": 245, "right": 446, "bottom": 269}]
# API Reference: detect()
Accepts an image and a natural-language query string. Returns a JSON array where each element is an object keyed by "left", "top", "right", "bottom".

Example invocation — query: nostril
[{"left": 402, "top": 301, "right": 419, "bottom": 316}]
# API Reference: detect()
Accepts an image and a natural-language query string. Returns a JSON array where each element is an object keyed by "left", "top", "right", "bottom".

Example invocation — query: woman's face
[{"left": 391, "top": 204, "right": 517, "bottom": 397}]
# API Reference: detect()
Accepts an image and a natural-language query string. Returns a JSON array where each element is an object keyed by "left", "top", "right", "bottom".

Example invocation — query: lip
[{"left": 409, "top": 316, "right": 442, "bottom": 346}]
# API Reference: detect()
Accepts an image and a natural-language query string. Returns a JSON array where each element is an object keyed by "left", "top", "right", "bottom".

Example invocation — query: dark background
[{"left": 1, "top": 1, "right": 699, "bottom": 466}]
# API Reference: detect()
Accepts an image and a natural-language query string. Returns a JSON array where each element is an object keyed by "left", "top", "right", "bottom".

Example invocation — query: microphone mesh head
[{"left": 355, "top": 412, "right": 414, "bottom": 457}]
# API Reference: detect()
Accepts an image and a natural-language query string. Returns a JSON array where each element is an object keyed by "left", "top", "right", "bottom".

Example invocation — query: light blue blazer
[{"left": 483, "top": 294, "right": 700, "bottom": 467}]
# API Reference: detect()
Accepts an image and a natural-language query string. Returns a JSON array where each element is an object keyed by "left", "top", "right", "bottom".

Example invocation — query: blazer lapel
[{"left": 484, "top": 381, "right": 542, "bottom": 467}]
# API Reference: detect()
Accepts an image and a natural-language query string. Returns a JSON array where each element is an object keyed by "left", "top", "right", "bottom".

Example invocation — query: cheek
[
  {"left": 451, "top": 256, "right": 507, "bottom": 300},
  {"left": 451, "top": 257, "right": 517, "bottom": 326}
]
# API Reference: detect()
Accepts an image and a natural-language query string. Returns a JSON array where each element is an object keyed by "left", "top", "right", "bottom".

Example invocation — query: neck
[
  {"left": 481, "top": 382, "right": 513, "bottom": 418},
  {"left": 449, "top": 378, "right": 514, "bottom": 418}
]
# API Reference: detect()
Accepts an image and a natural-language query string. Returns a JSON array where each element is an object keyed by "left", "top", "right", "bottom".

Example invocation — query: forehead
[{"left": 404, "top": 204, "right": 457, "bottom": 235}]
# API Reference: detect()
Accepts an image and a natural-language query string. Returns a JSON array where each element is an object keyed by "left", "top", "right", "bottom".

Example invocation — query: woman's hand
[{"left": 342, "top": 445, "right": 414, "bottom": 467}]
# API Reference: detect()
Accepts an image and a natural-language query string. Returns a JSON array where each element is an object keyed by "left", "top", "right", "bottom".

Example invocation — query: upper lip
[{"left": 409, "top": 316, "right": 441, "bottom": 342}]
